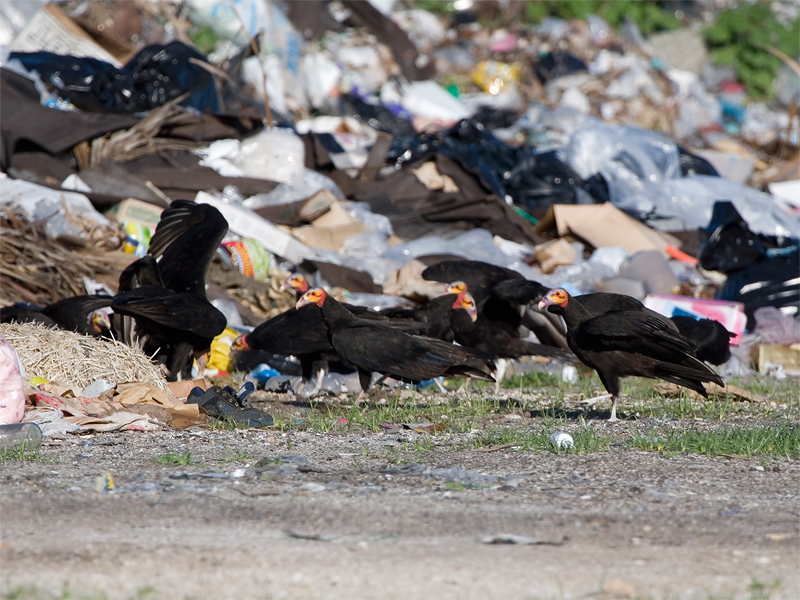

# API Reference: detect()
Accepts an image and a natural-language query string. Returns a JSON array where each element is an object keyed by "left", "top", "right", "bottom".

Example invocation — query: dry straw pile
[{"left": 2, "top": 322, "right": 167, "bottom": 390}]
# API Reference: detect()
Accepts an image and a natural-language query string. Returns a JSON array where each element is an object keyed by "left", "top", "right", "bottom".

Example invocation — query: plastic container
[{"left": 0, "top": 423, "right": 43, "bottom": 453}]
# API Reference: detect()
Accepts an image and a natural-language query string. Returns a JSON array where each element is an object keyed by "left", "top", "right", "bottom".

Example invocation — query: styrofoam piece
[{"left": 194, "top": 191, "right": 316, "bottom": 263}]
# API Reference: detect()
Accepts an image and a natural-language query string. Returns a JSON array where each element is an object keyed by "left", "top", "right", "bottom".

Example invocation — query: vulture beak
[
  {"left": 282, "top": 274, "right": 308, "bottom": 294},
  {"left": 446, "top": 281, "right": 468, "bottom": 295},
  {"left": 90, "top": 310, "right": 112, "bottom": 332},
  {"left": 231, "top": 335, "right": 249, "bottom": 352},
  {"left": 296, "top": 288, "right": 326, "bottom": 309},
  {"left": 454, "top": 292, "right": 478, "bottom": 322}
]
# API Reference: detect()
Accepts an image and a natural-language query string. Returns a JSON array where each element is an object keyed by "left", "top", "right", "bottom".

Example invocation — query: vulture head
[
  {"left": 538, "top": 288, "right": 569, "bottom": 315},
  {"left": 296, "top": 288, "right": 327, "bottom": 309}
]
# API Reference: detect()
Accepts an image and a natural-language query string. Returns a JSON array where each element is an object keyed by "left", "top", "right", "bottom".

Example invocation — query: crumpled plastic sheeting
[
  {"left": 23, "top": 407, "right": 84, "bottom": 436},
  {"left": 0, "top": 177, "right": 114, "bottom": 241},
  {"left": 753, "top": 306, "right": 800, "bottom": 345},
  {"left": 382, "top": 228, "right": 543, "bottom": 280},
  {"left": 565, "top": 119, "right": 799, "bottom": 236}
]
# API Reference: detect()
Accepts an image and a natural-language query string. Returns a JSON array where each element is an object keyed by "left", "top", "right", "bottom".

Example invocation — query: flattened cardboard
[
  {"left": 293, "top": 201, "right": 365, "bottom": 251},
  {"left": 168, "top": 379, "right": 209, "bottom": 401},
  {"left": 534, "top": 203, "right": 680, "bottom": 256}
]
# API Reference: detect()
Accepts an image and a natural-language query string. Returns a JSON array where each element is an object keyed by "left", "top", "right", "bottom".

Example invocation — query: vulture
[
  {"left": 540, "top": 288, "right": 724, "bottom": 421},
  {"left": 670, "top": 316, "right": 734, "bottom": 366},
  {"left": 422, "top": 259, "right": 569, "bottom": 350},
  {"left": 443, "top": 282, "right": 575, "bottom": 392},
  {"left": 379, "top": 292, "right": 477, "bottom": 341},
  {"left": 111, "top": 284, "right": 227, "bottom": 377},
  {"left": 113, "top": 200, "right": 228, "bottom": 380},
  {"left": 296, "top": 288, "right": 494, "bottom": 394},
  {"left": 281, "top": 273, "right": 420, "bottom": 324},
  {"left": 233, "top": 286, "right": 476, "bottom": 395},
  {"left": 1, "top": 296, "right": 113, "bottom": 337},
  {"left": 231, "top": 303, "right": 342, "bottom": 395}
]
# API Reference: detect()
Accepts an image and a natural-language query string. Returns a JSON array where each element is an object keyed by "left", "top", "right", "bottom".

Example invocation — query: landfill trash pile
[{"left": 0, "top": 0, "right": 798, "bottom": 431}]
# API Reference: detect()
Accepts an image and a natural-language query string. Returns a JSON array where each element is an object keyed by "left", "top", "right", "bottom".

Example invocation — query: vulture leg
[
  {"left": 434, "top": 377, "right": 448, "bottom": 395},
  {"left": 494, "top": 358, "right": 509, "bottom": 396},
  {"left": 357, "top": 368, "right": 372, "bottom": 396},
  {"left": 596, "top": 372, "right": 621, "bottom": 422}
]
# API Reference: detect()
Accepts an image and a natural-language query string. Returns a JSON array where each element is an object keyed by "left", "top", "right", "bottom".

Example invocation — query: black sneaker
[{"left": 187, "top": 386, "right": 273, "bottom": 428}]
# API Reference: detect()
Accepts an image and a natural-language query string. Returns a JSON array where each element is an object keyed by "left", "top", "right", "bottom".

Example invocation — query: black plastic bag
[
  {"left": 699, "top": 201, "right": 767, "bottom": 273},
  {"left": 678, "top": 146, "right": 719, "bottom": 177},
  {"left": 534, "top": 52, "right": 587, "bottom": 84},
  {"left": 340, "top": 93, "right": 416, "bottom": 138},
  {"left": 715, "top": 251, "right": 800, "bottom": 330},
  {"left": 386, "top": 118, "right": 607, "bottom": 208},
  {"left": 701, "top": 201, "right": 800, "bottom": 328},
  {"left": 11, "top": 42, "right": 219, "bottom": 114}
]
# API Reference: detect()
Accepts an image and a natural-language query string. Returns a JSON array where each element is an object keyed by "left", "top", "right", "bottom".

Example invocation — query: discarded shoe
[{"left": 187, "top": 385, "right": 273, "bottom": 427}]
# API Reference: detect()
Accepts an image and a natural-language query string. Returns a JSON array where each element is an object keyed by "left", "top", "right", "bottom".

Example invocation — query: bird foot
[{"left": 433, "top": 377, "right": 448, "bottom": 395}]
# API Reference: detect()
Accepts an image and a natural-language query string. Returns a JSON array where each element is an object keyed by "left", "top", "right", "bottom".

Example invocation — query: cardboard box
[
  {"left": 292, "top": 201, "right": 365, "bottom": 251},
  {"left": 105, "top": 198, "right": 164, "bottom": 229},
  {"left": 533, "top": 203, "right": 681, "bottom": 256},
  {"left": 758, "top": 345, "right": 800, "bottom": 376},
  {"left": 10, "top": 4, "right": 122, "bottom": 66},
  {"left": 643, "top": 294, "right": 747, "bottom": 345}
]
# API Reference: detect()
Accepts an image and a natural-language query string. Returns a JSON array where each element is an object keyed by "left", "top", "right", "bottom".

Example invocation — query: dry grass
[
  {"left": 0, "top": 216, "right": 130, "bottom": 306},
  {"left": 1, "top": 322, "right": 167, "bottom": 390}
]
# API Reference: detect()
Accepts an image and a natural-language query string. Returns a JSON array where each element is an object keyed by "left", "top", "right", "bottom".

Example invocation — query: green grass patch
[
  {"left": 153, "top": 451, "right": 193, "bottom": 466},
  {"left": 473, "top": 424, "right": 612, "bottom": 454},
  {"left": 280, "top": 392, "right": 503, "bottom": 435},
  {"left": 0, "top": 444, "right": 40, "bottom": 463},
  {"left": 207, "top": 417, "right": 252, "bottom": 430},
  {"left": 630, "top": 422, "right": 799, "bottom": 459}
]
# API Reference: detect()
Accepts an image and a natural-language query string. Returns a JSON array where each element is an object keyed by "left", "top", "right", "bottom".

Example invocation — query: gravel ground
[{"left": 2, "top": 396, "right": 799, "bottom": 600}]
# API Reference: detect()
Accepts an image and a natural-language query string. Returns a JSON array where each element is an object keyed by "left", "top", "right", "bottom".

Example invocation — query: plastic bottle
[{"left": 0, "top": 423, "right": 43, "bottom": 453}]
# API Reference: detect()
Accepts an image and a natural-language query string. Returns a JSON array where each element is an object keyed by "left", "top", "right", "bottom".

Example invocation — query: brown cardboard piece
[
  {"left": 758, "top": 344, "right": 800, "bottom": 376},
  {"left": 114, "top": 382, "right": 180, "bottom": 408},
  {"left": 382, "top": 259, "right": 447, "bottom": 300},
  {"left": 533, "top": 238, "right": 576, "bottom": 274},
  {"left": 533, "top": 203, "right": 681, "bottom": 256},
  {"left": 168, "top": 379, "right": 210, "bottom": 401},
  {"left": 292, "top": 201, "right": 365, "bottom": 251},
  {"left": 412, "top": 162, "right": 460, "bottom": 192},
  {"left": 298, "top": 189, "right": 337, "bottom": 222}
]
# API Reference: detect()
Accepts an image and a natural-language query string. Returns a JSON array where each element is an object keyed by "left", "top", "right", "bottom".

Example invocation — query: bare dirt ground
[{"left": 2, "top": 389, "right": 799, "bottom": 600}]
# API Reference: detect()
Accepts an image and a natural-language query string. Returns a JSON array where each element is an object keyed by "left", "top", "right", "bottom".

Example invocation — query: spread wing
[{"left": 148, "top": 200, "right": 228, "bottom": 296}]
